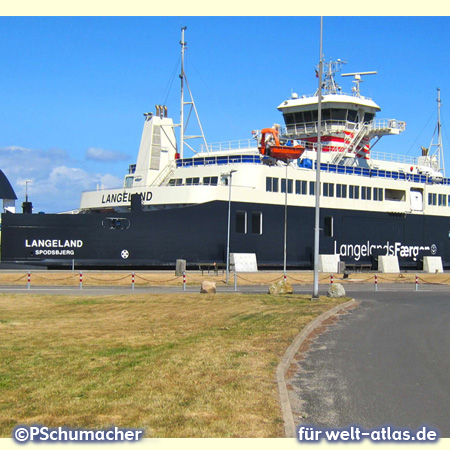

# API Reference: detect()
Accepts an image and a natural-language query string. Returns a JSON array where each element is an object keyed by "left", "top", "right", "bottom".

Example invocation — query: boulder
[
  {"left": 268, "top": 280, "right": 293, "bottom": 295},
  {"left": 200, "top": 280, "right": 216, "bottom": 294},
  {"left": 327, "top": 283, "right": 346, "bottom": 298}
]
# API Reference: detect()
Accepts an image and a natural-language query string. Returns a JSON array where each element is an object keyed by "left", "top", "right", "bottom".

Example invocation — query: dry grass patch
[
  {"left": 1, "top": 270, "right": 450, "bottom": 288},
  {"left": 0, "top": 292, "right": 348, "bottom": 437}
]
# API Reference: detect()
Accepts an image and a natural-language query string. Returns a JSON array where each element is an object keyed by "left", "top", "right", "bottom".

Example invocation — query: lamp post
[
  {"left": 283, "top": 160, "right": 289, "bottom": 280},
  {"left": 313, "top": 17, "right": 324, "bottom": 299},
  {"left": 225, "top": 169, "right": 237, "bottom": 283}
]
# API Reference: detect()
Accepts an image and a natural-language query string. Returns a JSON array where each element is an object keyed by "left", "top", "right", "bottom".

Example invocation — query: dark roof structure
[{"left": 0, "top": 170, "right": 17, "bottom": 200}]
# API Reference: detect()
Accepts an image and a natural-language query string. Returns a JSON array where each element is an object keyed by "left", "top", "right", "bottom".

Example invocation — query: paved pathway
[{"left": 288, "top": 287, "right": 450, "bottom": 437}]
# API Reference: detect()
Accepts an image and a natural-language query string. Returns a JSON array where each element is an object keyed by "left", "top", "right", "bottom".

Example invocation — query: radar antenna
[{"left": 341, "top": 71, "right": 377, "bottom": 97}]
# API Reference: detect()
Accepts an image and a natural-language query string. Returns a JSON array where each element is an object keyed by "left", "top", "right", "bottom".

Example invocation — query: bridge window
[
  {"left": 328, "top": 108, "right": 347, "bottom": 121},
  {"left": 347, "top": 110, "right": 357, "bottom": 122},
  {"left": 438, "top": 194, "right": 447, "bottom": 206},
  {"left": 169, "top": 178, "right": 182, "bottom": 186},
  {"left": 283, "top": 113, "right": 295, "bottom": 125},
  {"left": 364, "top": 112, "right": 375, "bottom": 123},
  {"left": 309, "top": 181, "right": 315, "bottom": 195}
]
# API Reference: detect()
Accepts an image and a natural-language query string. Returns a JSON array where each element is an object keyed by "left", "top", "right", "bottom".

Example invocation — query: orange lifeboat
[{"left": 258, "top": 128, "right": 305, "bottom": 161}]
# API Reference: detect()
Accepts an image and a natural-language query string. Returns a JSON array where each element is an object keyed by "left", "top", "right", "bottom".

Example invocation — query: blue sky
[{"left": 1, "top": 16, "right": 450, "bottom": 212}]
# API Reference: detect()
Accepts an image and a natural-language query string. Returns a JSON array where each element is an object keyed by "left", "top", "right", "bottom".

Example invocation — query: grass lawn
[{"left": 0, "top": 292, "right": 348, "bottom": 437}]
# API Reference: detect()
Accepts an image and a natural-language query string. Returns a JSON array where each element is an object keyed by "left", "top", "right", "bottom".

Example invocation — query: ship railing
[
  {"left": 371, "top": 119, "right": 406, "bottom": 132},
  {"left": 289, "top": 91, "right": 373, "bottom": 101},
  {"left": 199, "top": 138, "right": 257, "bottom": 153},
  {"left": 282, "top": 118, "right": 405, "bottom": 138},
  {"left": 370, "top": 151, "right": 418, "bottom": 165},
  {"left": 176, "top": 153, "right": 262, "bottom": 168},
  {"left": 317, "top": 162, "right": 450, "bottom": 185}
]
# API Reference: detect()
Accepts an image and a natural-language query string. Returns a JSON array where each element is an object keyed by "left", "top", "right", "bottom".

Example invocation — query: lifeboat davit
[{"left": 258, "top": 128, "right": 305, "bottom": 161}]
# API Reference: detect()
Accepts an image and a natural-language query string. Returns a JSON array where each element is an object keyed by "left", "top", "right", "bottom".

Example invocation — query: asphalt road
[
  {"left": 288, "top": 286, "right": 450, "bottom": 437},
  {"left": 0, "top": 280, "right": 448, "bottom": 295}
]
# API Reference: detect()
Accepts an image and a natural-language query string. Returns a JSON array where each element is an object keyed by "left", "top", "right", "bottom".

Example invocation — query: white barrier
[
  {"left": 319, "top": 254, "right": 340, "bottom": 273},
  {"left": 423, "top": 256, "right": 443, "bottom": 273},
  {"left": 378, "top": 255, "right": 400, "bottom": 273}
]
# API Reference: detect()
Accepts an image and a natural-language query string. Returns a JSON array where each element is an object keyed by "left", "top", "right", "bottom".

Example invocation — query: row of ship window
[
  {"left": 168, "top": 176, "right": 446, "bottom": 207},
  {"left": 169, "top": 177, "right": 218, "bottom": 186},
  {"left": 428, "top": 193, "right": 450, "bottom": 206},
  {"left": 266, "top": 177, "right": 384, "bottom": 201}
]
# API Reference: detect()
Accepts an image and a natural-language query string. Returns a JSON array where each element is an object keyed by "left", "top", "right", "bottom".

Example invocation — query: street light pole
[
  {"left": 283, "top": 160, "right": 289, "bottom": 280},
  {"left": 313, "top": 17, "right": 324, "bottom": 299},
  {"left": 226, "top": 169, "right": 237, "bottom": 283}
]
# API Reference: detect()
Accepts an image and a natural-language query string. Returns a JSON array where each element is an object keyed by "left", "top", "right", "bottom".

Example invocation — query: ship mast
[
  {"left": 178, "top": 26, "right": 208, "bottom": 158},
  {"left": 180, "top": 26, "right": 186, "bottom": 158},
  {"left": 427, "top": 88, "right": 445, "bottom": 177}
]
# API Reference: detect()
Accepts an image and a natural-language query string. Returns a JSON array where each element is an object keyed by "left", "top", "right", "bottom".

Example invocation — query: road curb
[{"left": 276, "top": 298, "right": 357, "bottom": 438}]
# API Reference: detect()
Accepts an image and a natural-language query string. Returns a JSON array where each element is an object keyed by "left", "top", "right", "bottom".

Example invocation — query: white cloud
[
  {"left": 0, "top": 146, "right": 123, "bottom": 213},
  {"left": 85, "top": 147, "right": 130, "bottom": 162}
]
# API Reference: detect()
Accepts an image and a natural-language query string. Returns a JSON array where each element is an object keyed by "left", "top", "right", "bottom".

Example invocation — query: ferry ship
[{"left": 1, "top": 30, "right": 449, "bottom": 270}]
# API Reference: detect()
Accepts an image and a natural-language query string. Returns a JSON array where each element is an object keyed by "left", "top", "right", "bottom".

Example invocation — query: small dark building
[{"left": 0, "top": 170, "right": 17, "bottom": 213}]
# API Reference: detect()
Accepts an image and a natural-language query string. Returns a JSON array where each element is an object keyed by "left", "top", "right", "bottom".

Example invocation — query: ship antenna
[{"left": 427, "top": 88, "right": 445, "bottom": 176}]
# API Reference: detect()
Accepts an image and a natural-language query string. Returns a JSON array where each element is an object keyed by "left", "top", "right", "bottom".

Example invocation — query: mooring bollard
[
  {"left": 415, "top": 274, "right": 419, "bottom": 291},
  {"left": 27, "top": 271, "right": 31, "bottom": 290},
  {"left": 374, "top": 274, "right": 378, "bottom": 291},
  {"left": 183, "top": 271, "right": 186, "bottom": 291},
  {"left": 79, "top": 271, "right": 83, "bottom": 290},
  {"left": 132, "top": 272, "right": 135, "bottom": 290}
]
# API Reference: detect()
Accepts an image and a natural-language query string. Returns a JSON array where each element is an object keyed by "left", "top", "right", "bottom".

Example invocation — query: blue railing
[
  {"left": 176, "top": 154, "right": 261, "bottom": 168},
  {"left": 318, "top": 162, "right": 450, "bottom": 185},
  {"left": 174, "top": 154, "right": 449, "bottom": 186}
]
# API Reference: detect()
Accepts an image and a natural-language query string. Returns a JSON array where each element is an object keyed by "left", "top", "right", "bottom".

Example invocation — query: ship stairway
[
  {"left": 331, "top": 122, "right": 368, "bottom": 165},
  {"left": 150, "top": 161, "right": 176, "bottom": 186}
]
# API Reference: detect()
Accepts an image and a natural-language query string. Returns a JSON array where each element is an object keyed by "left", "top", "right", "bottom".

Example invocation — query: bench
[
  {"left": 344, "top": 263, "right": 372, "bottom": 273},
  {"left": 197, "top": 263, "right": 226, "bottom": 275}
]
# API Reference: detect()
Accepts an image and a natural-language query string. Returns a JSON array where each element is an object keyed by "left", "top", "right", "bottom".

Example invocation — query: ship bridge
[{"left": 277, "top": 59, "right": 406, "bottom": 162}]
